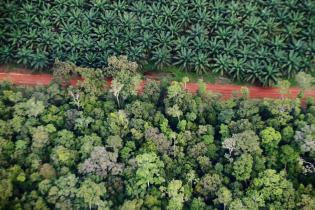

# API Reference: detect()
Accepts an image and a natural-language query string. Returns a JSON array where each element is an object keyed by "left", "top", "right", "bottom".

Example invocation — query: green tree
[
  {"left": 110, "top": 70, "right": 141, "bottom": 107},
  {"left": 196, "top": 173, "right": 222, "bottom": 197},
  {"left": 77, "top": 179, "right": 109, "bottom": 210},
  {"left": 127, "top": 153, "right": 165, "bottom": 197},
  {"left": 216, "top": 187, "right": 232, "bottom": 210},
  {"left": 165, "top": 180, "right": 186, "bottom": 210},
  {"left": 233, "top": 154, "right": 253, "bottom": 181},
  {"left": 46, "top": 174, "right": 79, "bottom": 210},
  {"left": 295, "top": 72, "right": 314, "bottom": 97},
  {"left": 246, "top": 169, "right": 296, "bottom": 209},
  {"left": 260, "top": 127, "right": 281, "bottom": 152},
  {"left": 107, "top": 110, "right": 129, "bottom": 137},
  {"left": 222, "top": 130, "right": 262, "bottom": 158}
]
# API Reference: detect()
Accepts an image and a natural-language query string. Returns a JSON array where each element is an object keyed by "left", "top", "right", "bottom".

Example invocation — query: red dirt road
[{"left": 0, "top": 71, "right": 314, "bottom": 99}]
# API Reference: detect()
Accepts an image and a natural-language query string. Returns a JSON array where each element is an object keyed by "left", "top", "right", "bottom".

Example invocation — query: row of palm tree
[{"left": 0, "top": 0, "right": 314, "bottom": 85}]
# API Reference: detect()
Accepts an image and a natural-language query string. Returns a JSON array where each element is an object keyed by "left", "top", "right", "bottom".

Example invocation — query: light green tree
[
  {"left": 110, "top": 70, "right": 141, "bottom": 107},
  {"left": 233, "top": 154, "right": 253, "bottom": 181},
  {"left": 246, "top": 169, "right": 296, "bottom": 209},
  {"left": 166, "top": 180, "right": 186, "bottom": 210},
  {"left": 127, "top": 153, "right": 165, "bottom": 197},
  {"left": 77, "top": 179, "right": 109, "bottom": 210},
  {"left": 260, "top": 127, "right": 281, "bottom": 152},
  {"left": 295, "top": 72, "right": 314, "bottom": 97},
  {"left": 216, "top": 187, "right": 232, "bottom": 210}
]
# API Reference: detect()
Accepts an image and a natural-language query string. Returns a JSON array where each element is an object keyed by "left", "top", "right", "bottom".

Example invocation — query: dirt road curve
[{"left": 0, "top": 71, "right": 314, "bottom": 99}]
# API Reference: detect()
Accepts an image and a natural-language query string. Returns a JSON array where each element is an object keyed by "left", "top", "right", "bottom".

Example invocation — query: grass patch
[{"left": 142, "top": 63, "right": 218, "bottom": 83}]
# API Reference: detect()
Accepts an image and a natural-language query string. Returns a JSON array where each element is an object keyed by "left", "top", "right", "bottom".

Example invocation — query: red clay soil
[{"left": 0, "top": 70, "right": 314, "bottom": 99}]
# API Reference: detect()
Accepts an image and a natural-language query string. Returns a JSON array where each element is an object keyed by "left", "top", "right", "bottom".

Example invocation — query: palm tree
[
  {"left": 92, "top": 25, "right": 107, "bottom": 39},
  {"left": 118, "top": 12, "right": 136, "bottom": 29},
  {"left": 237, "top": 44, "right": 254, "bottom": 60},
  {"left": 108, "top": 26, "right": 121, "bottom": 39},
  {"left": 174, "top": 36, "right": 190, "bottom": 50},
  {"left": 223, "top": 41, "right": 237, "bottom": 56},
  {"left": 227, "top": 1, "right": 241, "bottom": 14},
  {"left": 212, "top": 0, "right": 225, "bottom": 12},
  {"left": 83, "top": 52, "right": 97, "bottom": 67},
  {"left": 68, "top": 8, "right": 83, "bottom": 25},
  {"left": 152, "top": 18, "right": 166, "bottom": 32},
  {"left": 284, "top": 24, "right": 300, "bottom": 39},
  {"left": 137, "top": 15, "right": 152, "bottom": 31},
  {"left": 245, "top": 60, "right": 263, "bottom": 84},
  {"left": 151, "top": 47, "right": 171, "bottom": 70},
  {"left": 244, "top": 2, "right": 258, "bottom": 15},
  {"left": 174, "top": 48, "right": 194, "bottom": 71},
  {"left": 154, "top": 31, "right": 173, "bottom": 49},
  {"left": 123, "top": 29, "right": 137, "bottom": 44},
  {"left": 161, "top": 5, "right": 176, "bottom": 21},
  {"left": 210, "top": 11, "right": 224, "bottom": 29},
  {"left": 5, "top": 15, "right": 21, "bottom": 30},
  {"left": 177, "top": 8, "right": 192, "bottom": 27},
  {"left": 166, "top": 21, "right": 182, "bottom": 36},
  {"left": 90, "top": 0, "right": 109, "bottom": 10},
  {"left": 194, "top": 8, "right": 210, "bottom": 24},
  {"left": 66, "top": 51, "right": 80, "bottom": 64},
  {"left": 262, "top": 18, "right": 280, "bottom": 35},
  {"left": 66, "top": 35, "right": 82, "bottom": 52},
  {"left": 188, "top": 24, "right": 208, "bottom": 38},
  {"left": 53, "top": 35, "right": 66, "bottom": 52},
  {"left": 16, "top": 47, "right": 33, "bottom": 66},
  {"left": 273, "top": 50, "right": 286, "bottom": 66},
  {"left": 270, "top": 36, "right": 286, "bottom": 50},
  {"left": 244, "top": 16, "right": 261, "bottom": 33},
  {"left": 52, "top": 6, "right": 67, "bottom": 27},
  {"left": 128, "top": 46, "right": 145, "bottom": 62},
  {"left": 171, "top": 0, "right": 189, "bottom": 9},
  {"left": 255, "top": 47, "right": 271, "bottom": 61},
  {"left": 288, "top": 11, "right": 305, "bottom": 24},
  {"left": 212, "top": 54, "right": 231, "bottom": 76},
  {"left": 131, "top": 1, "right": 147, "bottom": 14},
  {"left": 227, "top": 14, "right": 241, "bottom": 27},
  {"left": 85, "top": 8, "right": 97, "bottom": 23},
  {"left": 191, "top": 36, "right": 208, "bottom": 52},
  {"left": 140, "top": 31, "right": 154, "bottom": 50},
  {"left": 148, "top": 2, "right": 162, "bottom": 18},
  {"left": 289, "top": 39, "right": 305, "bottom": 52},
  {"left": 54, "top": 0, "right": 68, "bottom": 7},
  {"left": 8, "top": 29, "right": 24, "bottom": 48},
  {"left": 276, "top": 7, "right": 290, "bottom": 23},
  {"left": 110, "top": 40, "right": 128, "bottom": 55},
  {"left": 208, "top": 38, "right": 224, "bottom": 55},
  {"left": 24, "top": 28, "right": 38, "bottom": 48},
  {"left": 40, "top": 4, "right": 53, "bottom": 19},
  {"left": 216, "top": 27, "right": 233, "bottom": 41},
  {"left": 21, "top": 14, "right": 36, "bottom": 29},
  {"left": 282, "top": 51, "right": 302, "bottom": 77},
  {"left": 231, "top": 29, "right": 247, "bottom": 42},
  {"left": 82, "top": 37, "right": 94, "bottom": 51},
  {"left": 261, "top": 64, "right": 281, "bottom": 86},
  {"left": 228, "top": 58, "right": 246, "bottom": 81},
  {"left": 250, "top": 31, "right": 268, "bottom": 47},
  {"left": 60, "top": 20, "right": 77, "bottom": 36},
  {"left": 192, "top": 52, "right": 210, "bottom": 74},
  {"left": 100, "top": 10, "right": 116, "bottom": 25},
  {"left": 64, "top": 0, "right": 84, "bottom": 8},
  {"left": 192, "top": 0, "right": 209, "bottom": 10},
  {"left": 96, "top": 38, "right": 109, "bottom": 51},
  {"left": 38, "top": 30, "right": 55, "bottom": 51},
  {"left": 0, "top": 46, "right": 13, "bottom": 64}
]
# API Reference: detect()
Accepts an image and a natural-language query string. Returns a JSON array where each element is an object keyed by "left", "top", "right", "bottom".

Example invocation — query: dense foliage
[
  {"left": 0, "top": 69, "right": 315, "bottom": 209},
  {"left": 1, "top": 0, "right": 315, "bottom": 85}
]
